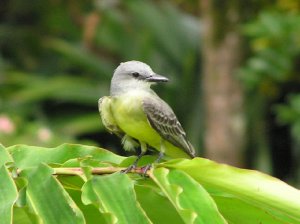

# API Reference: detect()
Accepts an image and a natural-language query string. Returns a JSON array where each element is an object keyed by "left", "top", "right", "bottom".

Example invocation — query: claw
[
  {"left": 121, "top": 164, "right": 137, "bottom": 174},
  {"left": 140, "top": 164, "right": 152, "bottom": 176},
  {"left": 121, "top": 151, "right": 163, "bottom": 176},
  {"left": 121, "top": 146, "right": 146, "bottom": 174},
  {"left": 140, "top": 151, "right": 163, "bottom": 176}
]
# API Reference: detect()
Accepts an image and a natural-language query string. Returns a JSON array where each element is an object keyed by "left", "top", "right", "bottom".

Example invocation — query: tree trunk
[{"left": 201, "top": 0, "right": 246, "bottom": 167}]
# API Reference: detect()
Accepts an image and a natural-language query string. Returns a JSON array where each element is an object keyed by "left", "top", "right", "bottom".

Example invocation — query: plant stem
[{"left": 53, "top": 166, "right": 151, "bottom": 176}]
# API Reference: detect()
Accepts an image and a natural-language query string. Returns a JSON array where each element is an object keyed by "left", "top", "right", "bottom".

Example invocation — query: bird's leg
[
  {"left": 122, "top": 152, "right": 145, "bottom": 173},
  {"left": 141, "top": 151, "right": 164, "bottom": 175},
  {"left": 155, "top": 151, "right": 164, "bottom": 163},
  {"left": 141, "top": 140, "right": 166, "bottom": 175},
  {"left": 122, "top": 142, "right": 147, "bottom": 173}
]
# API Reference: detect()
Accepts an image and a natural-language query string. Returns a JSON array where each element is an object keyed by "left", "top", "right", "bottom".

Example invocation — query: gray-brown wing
[{"left": 142, "top": 97, "right": 195, "bottom": 158}]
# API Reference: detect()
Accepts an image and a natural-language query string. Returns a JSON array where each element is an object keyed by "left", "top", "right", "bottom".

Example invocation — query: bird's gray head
[{"left": 110, "top": 61, "right": 168, "bottom": 96}]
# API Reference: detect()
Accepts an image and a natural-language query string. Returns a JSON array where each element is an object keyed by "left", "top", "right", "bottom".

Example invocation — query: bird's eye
[{"left": 132, "top": 72, "right": 140, "bottom": 78}]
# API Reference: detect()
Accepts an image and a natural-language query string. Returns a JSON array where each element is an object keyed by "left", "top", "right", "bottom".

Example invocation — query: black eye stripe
[{"left": 132, "top": 72, "right": 140, "bottom": 78}]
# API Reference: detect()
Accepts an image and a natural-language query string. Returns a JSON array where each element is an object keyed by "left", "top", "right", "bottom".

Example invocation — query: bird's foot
[
  {"left": 140, "top": 164, "right": 152, "bottom": 176},
  {"left": 121, "top": 164, "right": 152, "bottom": 176},
  {"left": 121, "top": 164, "right": 137, "bottom": 174}
]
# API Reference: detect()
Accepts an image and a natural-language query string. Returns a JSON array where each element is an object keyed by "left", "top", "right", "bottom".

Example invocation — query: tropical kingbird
[{"left": 99, "top": 61, "right": 195, "bottom": 169}]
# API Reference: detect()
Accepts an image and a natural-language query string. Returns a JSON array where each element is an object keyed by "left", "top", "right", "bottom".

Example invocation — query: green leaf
[
  {"left": 135, "top": 179, "right": 184, "bottom": 224},
  {"left": 66, "top": 188, "right": 106, "bottom": 224},
  {"left": 22, "top": 164, "right": 85, "bottom": 224},
  {"left": 13, "top": 206, "right": 42, "bottom": 224},
  {"left": 3, "top": 143, "right": 299, "bottom": 223},
  {"left": 0, "top": 144, "right": 13, "bottom": 166},
  {"left": 0, "top": 165, "right": 18, "bottom": 224},
  {"left": 151, "top": 168, "right": 226, "bottom": 224},
  {"left": 82, "top": 172, "right": 152, "bottom": 224},
  {"left": 213, "top": 196, "right": 285, "bottom": 224},
  {"left": 162, "top": 158, "right": 300, "bottom": 223},
  {"left": 14, "top": 177, "right": 28, "bottom": 207},
  {"left": 57, "top": 175, "right": 107, "bottom": 223},
  {"left": 7, "top": 143, "right": 125, "bottom": 169}
]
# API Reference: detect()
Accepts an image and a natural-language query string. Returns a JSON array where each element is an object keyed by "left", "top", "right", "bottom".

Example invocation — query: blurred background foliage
[
  {"left": 0, "top": 0, "right": 201, "bottom": 150},
  {"left": 240, "top": 2, "right": 300, "bottom": 185},
  {"left": 0, "top": 0, "right": 300, "bottom": 186}
]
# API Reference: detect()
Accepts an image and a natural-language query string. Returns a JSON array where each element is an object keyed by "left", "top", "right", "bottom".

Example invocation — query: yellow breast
[{"left": 111, "top": 91, "right": 161, "bottom": 148}]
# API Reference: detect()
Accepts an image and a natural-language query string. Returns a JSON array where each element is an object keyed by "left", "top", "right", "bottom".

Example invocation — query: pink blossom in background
[
  {"left": 0, "top": 115, "right": 15, "bottom": 134},
  {"left": 37, "top": 127, "right": 52, "bottom": 142}
]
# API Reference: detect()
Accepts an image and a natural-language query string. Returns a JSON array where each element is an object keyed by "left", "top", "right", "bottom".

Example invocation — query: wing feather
[{"left": 142, "top": 97, "right": 195, "bottom": 158}]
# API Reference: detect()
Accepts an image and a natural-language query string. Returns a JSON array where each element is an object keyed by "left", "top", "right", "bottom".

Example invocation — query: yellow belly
[
  {"left": 111, "top": 92, "right": 162, "bottom": 149},
  {"left": 110, "top": 91, "right": 191, "bottom": 158}
]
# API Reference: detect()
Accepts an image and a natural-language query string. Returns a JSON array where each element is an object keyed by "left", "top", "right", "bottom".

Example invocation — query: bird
[{"left": 99, "top": 61, "right": 195, "bottom": 171}]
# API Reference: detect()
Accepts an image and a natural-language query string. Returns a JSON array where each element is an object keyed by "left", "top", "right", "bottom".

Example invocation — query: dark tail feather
[{"left": 187, "top": 141, "right": 196, "bottom": 158}]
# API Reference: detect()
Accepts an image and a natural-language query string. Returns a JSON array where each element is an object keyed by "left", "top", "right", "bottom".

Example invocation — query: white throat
[{"left": 110, "top": 78, "right": 152, "bottom": 96}]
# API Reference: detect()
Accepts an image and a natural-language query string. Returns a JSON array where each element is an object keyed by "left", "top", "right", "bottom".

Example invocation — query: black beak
[{"left": 146, "top": 73, "right": 169, "bottom": 83}]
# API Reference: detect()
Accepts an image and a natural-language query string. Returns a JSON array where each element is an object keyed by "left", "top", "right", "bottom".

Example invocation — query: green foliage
[
  {"left": 240, "top": 11, "right": 300, "bottom": 92},
  {"left": 24, "top": 164, "right": 85, "bottom": 224},
  {"left": 151, "top": 168, "right": 226, "bottom": 224},
  {"left": 82, "top": 173, "right": 152, "bottom": 224},
  {"left": 0, "top": 0, "right": 200, "bottom": 148},
  {"left": 239, "top": 9, "right": 300, "bottom": 180},
  {"left": 0, "top": 165, "right": 18, "bottom": 224},
  {"left": 1, "top": 143, "right": 300, "bottom": 224}
]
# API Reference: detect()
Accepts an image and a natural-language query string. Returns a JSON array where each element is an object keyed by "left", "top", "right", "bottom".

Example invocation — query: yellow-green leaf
[
  {"left": 22, "top": 164, "right": 85, "bottom": 224},
  {"left": 82, "top": 172, "right": 152, "bottom": 224},
  {"left": 151, "top": 168, "right": 226, "bottom": 224},
  {"left": 0, "top": 165, "right": 18, "bottom": 224},
  {"left": 0, "top": 144, "right": 13, "bottom": 166},
  {"left": 7, "top": 143, "right": 125, "bottom": 170},
  {"left": 162, "top": 158, "right": 300, "bottom": 223}
]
